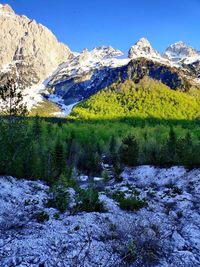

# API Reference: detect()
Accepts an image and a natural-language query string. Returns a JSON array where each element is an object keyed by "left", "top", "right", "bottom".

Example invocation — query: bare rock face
[
  {"left": 128, "top": 37, "right": 161, "bottom": 60},
  {"left": 0, "top": 3, "right": 71, "bottom": 83}
]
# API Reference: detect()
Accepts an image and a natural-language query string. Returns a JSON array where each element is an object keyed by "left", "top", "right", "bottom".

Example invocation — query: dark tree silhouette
[{"left": 0, "top": 78, "right": 28, "bottom": 117}]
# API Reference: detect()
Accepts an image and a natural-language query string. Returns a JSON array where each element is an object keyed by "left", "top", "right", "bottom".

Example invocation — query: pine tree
[
  {"left": 166, "top": 127, "right": 177, "bottom": 164},
  {"left": 120, "top": 135, "right": 139, "bottom": 166},
  {"left": 54, "top": 140, "right": 66, "bottom": 177},
  {"left": 32, "top": 114, "right": 42, "bottom": 140},
  {"left": 177, "top": 132, "right": 193, "bottom": 167},
  {"left": 0, "top": 78, "right": 28, "bottom": 117}
]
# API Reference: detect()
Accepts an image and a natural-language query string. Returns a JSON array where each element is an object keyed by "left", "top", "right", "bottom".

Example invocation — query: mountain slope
[
  {"left": 70, "top": 79, "right": 200, "bottom": 120},
  {"left": 0, "top": 3, "right": 200, "bottom": 116},
  {"left": 47, "top": 39, "right": 200, "bottom": 109},
  {"left": 164, "top": 41, "right": 200, "bottom": 64},
  {"left": 0, "top": 3, "right": 71, "bottom": 82},
  {"left": 47, "top": 56, "right": 196, "bottom": 107}
]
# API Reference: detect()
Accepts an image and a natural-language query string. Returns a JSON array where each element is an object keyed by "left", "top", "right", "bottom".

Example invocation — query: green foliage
[
  {"left": 35, "top": 211, "right": 49, "bottom": 223},
  {"left": 74, "top": 187, "right": 105, "bottom": 213},
  {"left": 71, "top": 79, "right": 200, "bottom": 120},
  {"left": 53, "top": 140, "right": 66, "bottom": 177},
  {"left": 112, "top": 191, "right": 147, "bottom": 211},
  {"left": 46, "top": 177, "right": 69, "bottom": 213},
  {"left": 0, "top": 78, "right": 28, "bottom": 117},
  {"left": 120, "top": 135, "right": 139, "bottom": 166},
  {"left": 53, "top": 213, "right": 60, "bottom": 220},
  {"left": 1, "top": 79, "right": 200, "bottom": 180}
]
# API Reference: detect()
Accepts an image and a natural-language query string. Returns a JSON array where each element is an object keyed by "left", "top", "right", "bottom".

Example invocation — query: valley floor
[{"left": 0, "top": 166, "right": 200, "bottom": 267}]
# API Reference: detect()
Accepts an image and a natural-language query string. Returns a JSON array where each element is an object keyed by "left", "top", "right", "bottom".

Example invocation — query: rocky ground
[{"left": 0, "top": 166, "right": 200, "bottom": 267}]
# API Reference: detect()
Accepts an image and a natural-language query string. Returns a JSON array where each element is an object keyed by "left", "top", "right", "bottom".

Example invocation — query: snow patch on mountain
[
  {"left": 48, "top": 94, "right": 79, "bottom": 116},
  {"left": 128, "top": 37, "right": 170, "bottom": 65},
  {"left": 164, "top": 41, "right": 200, "bottom": 64},
  {"left": 48, "top": 46, "right": 130, "bottom": 86}
]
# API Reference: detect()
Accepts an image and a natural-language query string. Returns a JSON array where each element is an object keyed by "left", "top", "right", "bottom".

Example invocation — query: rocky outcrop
[
  {"left": 0, "top": 166, "right": 200, "bottom": 266},
  {"left": 164, "top": 41, "right": 200, "bottom": 64},
  {"left": 47, "top": 39, "right": 200, "bottom": 107},
  {"left": 128, "top": 37, "right": 162, "bottom": 61},
  {"left": 0, "top": 3, "right": 71, "bottom": 83},
  {"left": 47, "top": 57, "right": 194, "bottom": 104}
]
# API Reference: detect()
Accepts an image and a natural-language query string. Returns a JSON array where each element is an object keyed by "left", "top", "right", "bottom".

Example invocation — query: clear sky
[{"left": 3, "top": 0, "right": 200, "bottom": 54}]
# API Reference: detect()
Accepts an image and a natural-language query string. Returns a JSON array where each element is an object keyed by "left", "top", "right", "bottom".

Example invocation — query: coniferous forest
[{"left": 1, "top": 78, "right": 200, "bottom": 184}]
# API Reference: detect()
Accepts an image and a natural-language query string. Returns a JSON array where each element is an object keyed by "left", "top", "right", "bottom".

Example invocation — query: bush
[
  {"left": 35, "top": 211, "right": 49, "bottom": 223},
  {"left": 112, "top": 191, "right": 147, "bottom": 211},
  {"left": 53, "top": 213, "right": 60, "bottom": 220},
  {"left": 119, "top": 197, "right": 147, "bottom": 211},
  {"left": 46, "top": 185, "right": 69, "bottom": 213},
  {"left": 74, "top": 187, "right": 105, "bottom": 213}
]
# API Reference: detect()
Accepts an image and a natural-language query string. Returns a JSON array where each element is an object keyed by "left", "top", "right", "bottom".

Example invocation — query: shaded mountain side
[
  {"left": 48, "top": 58, "right": 196, "bottom": 104},
  {"left": 185, "top": 60, "right": 200, "bottom": 79}
]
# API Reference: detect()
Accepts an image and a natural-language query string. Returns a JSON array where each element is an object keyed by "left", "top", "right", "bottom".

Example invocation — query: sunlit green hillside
[
  {"left": 30, "top": 99, "right": 60, "bottom": 117},
  {"left": 70, "top": 78, "right": 200, "bottom": 120}
]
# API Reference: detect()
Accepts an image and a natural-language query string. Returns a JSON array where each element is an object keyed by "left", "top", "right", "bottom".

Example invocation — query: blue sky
[{"left": 4, "top": 0, "right": 200, "bottom": 54}]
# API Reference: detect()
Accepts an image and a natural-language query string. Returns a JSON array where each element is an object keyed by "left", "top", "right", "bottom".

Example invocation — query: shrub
[
  {"left": 119, "top": 197, "right": 147, "bottom": 211},
  {"left": 46, "top": 185, "right": 69, "bottom": 213},
  {"left": 53, "top": 213, "right": 60, "bottom": 220},
  {"left": 112, "top": 191, "right": 147, "bottom": 211},
  {"left": 35, "top": 211, "right": 49, "bottom": 223},
  {"left": 74, "top": 187, "right": 105, "bottom": 213},
  {"left": 101, "top": 170, "right": 110, "bottom": 182}
]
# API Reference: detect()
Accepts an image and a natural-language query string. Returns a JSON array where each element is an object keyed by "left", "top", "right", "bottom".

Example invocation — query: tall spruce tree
[
  {"left": 0, "top": 78, "right": 28, "bottom": 117},
  {"left": 120, "top": 134, "right": 139, "bottom": 166},
  {"left": 54, "top": 140, "right": 66, "bottom": 177}
]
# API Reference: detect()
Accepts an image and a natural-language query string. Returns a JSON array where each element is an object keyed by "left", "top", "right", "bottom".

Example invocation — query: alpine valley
[{"left": 1, "top": 3, "right": 200, "bottom": 267}]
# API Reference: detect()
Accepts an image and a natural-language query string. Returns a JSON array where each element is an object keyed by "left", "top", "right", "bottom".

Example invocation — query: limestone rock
[{"left": 0, "top": 3, "right": 71, "bottom": 83}]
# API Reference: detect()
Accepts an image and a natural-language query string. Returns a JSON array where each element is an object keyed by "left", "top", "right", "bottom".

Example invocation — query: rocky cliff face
[
  {"left": 0, "top": 3, "right": 71, "bottom": 83},
  {"left": 164, "top": 41, "right": 200, "bottom": 64},
  {"left": 46, "top": 38, "right": 200, "bottom": 108},
  {"left": 47, "top": 56, "right": 196, "bottom": 105},
  {"left": 128, "top": 37, "right": 162, "bottom": 61}
]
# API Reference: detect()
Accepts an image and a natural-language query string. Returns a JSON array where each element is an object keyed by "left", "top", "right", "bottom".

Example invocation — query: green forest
[
  {"left": 0, "top": 78, "right": 200, "bottom": 185},
  {"left": 71, "top": 78, "right": 200, "bottom": 120}
]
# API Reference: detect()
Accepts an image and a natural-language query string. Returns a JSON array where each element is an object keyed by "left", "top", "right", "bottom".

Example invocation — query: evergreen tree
[
  {"left": 120, "top": 134, "right": 139, "bottom": 166},
  {"left": 32, "top": 114, "right": 42, "bottom": 140},
  {"left": 0, "top": 78, "right": 28, "bottom": 117},
  {"left": 166, "top": 127, "right": 177, "bottom": 164},
  {"left": 54, "top": 140, "right": 66, "bottom": 177},
  {"left": 177, "top": 132, "right": 193, "bottom": 167}
]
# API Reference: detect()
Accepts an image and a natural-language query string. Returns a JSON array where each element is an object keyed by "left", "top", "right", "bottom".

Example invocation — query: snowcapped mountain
[
  {"left": 128, "top": 38, "right": 162, "bottom": 60},
  {"left": 164, "top": 41, "right": 200, "bottom": 64},
  {"left": 0, "top": 3, "right": 71, "bottom": 110},
  {"left": 47, "top": 38, "right": 200, "bottom": 109},
  {"left": 0, "top": 3, "right": 200, "bottom": 116},
  {"left": 48, "top": 46, "right": 129, "bottom": 88},
  {"left": 46, "top": 46, "right": 130, "bottom": 109}
]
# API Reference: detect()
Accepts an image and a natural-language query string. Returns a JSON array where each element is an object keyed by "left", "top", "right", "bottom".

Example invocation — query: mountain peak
[
  {"left": 164, "top": 41, "right": 200, "bottom": 62},
  {"left": 91, "top": 46, "right": 123, "bottom": 59},
  {"left": 128, "top": 37, "right": 161, "bottom": 60},
  {"left": 136, "top": 37, "right": 151, "bottom": 46},
  {"left": 0, "top": 3, "right": 14, "bottom": 14}
]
